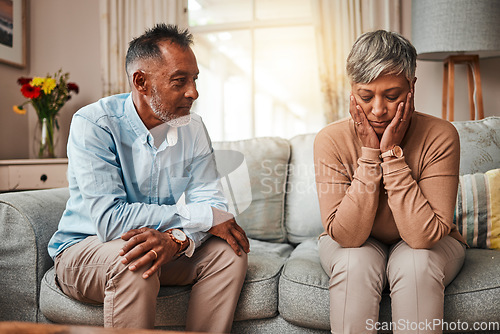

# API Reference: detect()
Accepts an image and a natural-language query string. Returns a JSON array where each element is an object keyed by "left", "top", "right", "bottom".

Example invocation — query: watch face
[
  {"left": 393, "top": 146, "right": 403, "bottom": 157},
  {"left": 172, "top": 229, "right": 187, "bottom": 241}
]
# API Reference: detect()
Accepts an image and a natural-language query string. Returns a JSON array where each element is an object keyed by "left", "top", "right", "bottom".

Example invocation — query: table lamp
[{"left": 411, "top": 0, "right": 500, "bottom": 121}]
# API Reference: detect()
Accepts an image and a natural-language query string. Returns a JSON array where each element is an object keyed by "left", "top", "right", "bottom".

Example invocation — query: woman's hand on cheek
[
  {"left": 349, "top": 94, "right": 380, "bottom": 149},
  {"left": 380, "top": 90, "right": 414, "bottom": 152}
]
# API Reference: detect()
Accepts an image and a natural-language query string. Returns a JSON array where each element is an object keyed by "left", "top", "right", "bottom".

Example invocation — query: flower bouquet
[{"left": 14, "top": 70, "right": 79, "bottom": 158}]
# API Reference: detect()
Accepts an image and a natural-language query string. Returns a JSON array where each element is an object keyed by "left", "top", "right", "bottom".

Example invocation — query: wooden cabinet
[{"left": 0, "top": 159, "right": 68, "bottom": 192}]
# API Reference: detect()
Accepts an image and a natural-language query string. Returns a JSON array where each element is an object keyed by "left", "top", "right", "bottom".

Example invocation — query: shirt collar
[
  {"left": 166, "top": 126, "right": 178, "bottom": 146},
  {"left": 124, "top": 94, "right": 150, "bottom": 144},
  {"left": 149, "top": 122, "right": 179, "bottom": 148}
]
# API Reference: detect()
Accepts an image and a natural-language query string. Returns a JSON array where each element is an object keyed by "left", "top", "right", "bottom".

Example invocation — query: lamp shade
[{"left": 412, "top": 0, "right": 500, "bottom": 60}]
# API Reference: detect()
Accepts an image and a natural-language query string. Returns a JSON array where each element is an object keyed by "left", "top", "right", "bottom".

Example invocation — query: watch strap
[
  {"left": 379, "top": 146, "right": 403, "bottom": 159},
  {"left": 380, "top": 149, "right": 394, "bottom": 159}
]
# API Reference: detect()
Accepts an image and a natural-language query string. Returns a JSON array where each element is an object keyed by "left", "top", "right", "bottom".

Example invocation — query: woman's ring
[
  {"left": 400, "top": 118, "right": 405, "bottom": 122},
  {"left": 355, "top": 121, "right": 362, "bottom": 125},
  {"left": 150, "top": 249, "right": 158, "bottom": 260}
]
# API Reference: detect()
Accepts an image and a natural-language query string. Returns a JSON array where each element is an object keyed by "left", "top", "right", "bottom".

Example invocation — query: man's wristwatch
[
  {"left": 380, "top": 146, "right": 403, "bottom": 159},
  {"left": 167, "top": 229, "right": 189, "bottom": 254}
]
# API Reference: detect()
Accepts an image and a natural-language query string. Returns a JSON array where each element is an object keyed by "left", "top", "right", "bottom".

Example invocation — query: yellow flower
[
  {"left": 42, "top": 78, "right": 57, "bottom": 94},
  {"left": 13, "top": 105, "right": 26, "bottom": 115},
  {"left": 31, "top": 77, "right": 45, "bottom": 87}
]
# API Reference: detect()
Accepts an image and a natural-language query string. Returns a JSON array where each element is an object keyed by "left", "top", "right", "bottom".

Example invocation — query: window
[{"left": 188, "top": 0, "right": 324, "bottom": 141}]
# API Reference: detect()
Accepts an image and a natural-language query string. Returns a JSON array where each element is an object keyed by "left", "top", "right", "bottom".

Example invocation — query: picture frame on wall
[{"left": 0, "top": 0, "right": 26, "bottom": 68}]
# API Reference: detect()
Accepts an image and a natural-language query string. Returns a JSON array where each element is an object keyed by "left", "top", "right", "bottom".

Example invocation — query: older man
[{"left": 48, "top": 24, "right": 249, "bottom": 333}]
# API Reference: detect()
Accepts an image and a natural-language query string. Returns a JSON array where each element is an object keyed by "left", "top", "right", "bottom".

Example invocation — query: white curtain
[
  {"left": 99, "top": 0, "right": 187, "bottom": 96},
  {"left": 313, "top": 0, "right": 402, "bottom": 123}
]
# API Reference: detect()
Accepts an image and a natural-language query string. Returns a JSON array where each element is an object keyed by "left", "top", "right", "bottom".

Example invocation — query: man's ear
[{"left": 132, "top": 70, "right": 148, "bottom": 95}]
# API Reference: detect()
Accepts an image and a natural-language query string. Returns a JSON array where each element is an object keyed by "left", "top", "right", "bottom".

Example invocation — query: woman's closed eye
[
  {"left": 360, "top": 96, "right": 372, "bottom": 102},
  {"left": 386, "top": 95, "right": 398, "bottom": 101}
]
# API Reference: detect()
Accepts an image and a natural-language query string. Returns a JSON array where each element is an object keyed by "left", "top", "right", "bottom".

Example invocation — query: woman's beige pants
[{"left": 319, "top": 235, "right": 465, "bottom": 334}]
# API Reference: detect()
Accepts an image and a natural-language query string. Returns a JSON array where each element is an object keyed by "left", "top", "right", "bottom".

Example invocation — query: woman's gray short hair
[{"left": 346, "top": 30, "right": 417, "bottom": 84}]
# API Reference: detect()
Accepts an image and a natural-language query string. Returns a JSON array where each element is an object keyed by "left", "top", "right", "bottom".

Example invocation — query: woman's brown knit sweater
[{"left": 314, "top": 112, "right": 466, "bottom": 249}]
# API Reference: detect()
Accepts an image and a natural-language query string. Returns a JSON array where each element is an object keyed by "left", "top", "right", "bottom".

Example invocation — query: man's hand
[
  {"left": 209, "top": 207, "right": 250, "bottom": 256},
  {"left": 119, "top": 227, "right": 180, "bottom": 279}
]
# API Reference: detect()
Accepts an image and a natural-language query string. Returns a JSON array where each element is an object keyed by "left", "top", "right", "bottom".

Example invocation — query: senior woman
[{"left": 314, "top": 30, "right": 467, "bottom": 334}]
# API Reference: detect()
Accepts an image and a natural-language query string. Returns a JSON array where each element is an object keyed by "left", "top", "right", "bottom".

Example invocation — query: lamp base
[{"left": 442, "top": 55, "right": 484, "bottom": 121}]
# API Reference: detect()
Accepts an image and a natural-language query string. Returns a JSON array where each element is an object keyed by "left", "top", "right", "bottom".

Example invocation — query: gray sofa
[{"left": 1, "top": 116, "right": 499, "bottom": 333}]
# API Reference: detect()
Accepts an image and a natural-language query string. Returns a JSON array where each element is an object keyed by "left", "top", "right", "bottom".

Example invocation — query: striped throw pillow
[{"left": 454, "top": 168, "right": 500, "bottom": 249}]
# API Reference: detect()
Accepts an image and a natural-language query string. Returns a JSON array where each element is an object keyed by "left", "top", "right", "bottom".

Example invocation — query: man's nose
[{"left": 185, "top": 81, "right": 198, "bottom": 100}]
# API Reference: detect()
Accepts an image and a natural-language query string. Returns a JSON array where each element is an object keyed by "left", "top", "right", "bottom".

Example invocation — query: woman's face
[{"left": 352, "top": 73, "right": 414, "bottom": 137}]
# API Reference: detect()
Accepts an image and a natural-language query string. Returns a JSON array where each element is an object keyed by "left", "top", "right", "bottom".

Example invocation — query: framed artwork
[{"left": 0, "top": 0, "right": 26, "bottom": 68}]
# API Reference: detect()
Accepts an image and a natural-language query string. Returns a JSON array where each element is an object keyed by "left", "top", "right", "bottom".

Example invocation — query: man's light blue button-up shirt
[{"left": 48, "top": 93, "right": 227, "bottom": 259}]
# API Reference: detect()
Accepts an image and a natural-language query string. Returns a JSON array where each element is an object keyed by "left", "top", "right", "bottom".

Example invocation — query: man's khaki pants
[
  {"left": 319, "top": 235, "right": 465, "bottom": 334},
  {"left": 55, "top": 236, "right": 248, "bottom": 332}
]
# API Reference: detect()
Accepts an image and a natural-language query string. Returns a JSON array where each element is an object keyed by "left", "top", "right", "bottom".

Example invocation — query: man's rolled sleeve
[{"left": 176, "top": 203, "right": 213, "bottom": 232}]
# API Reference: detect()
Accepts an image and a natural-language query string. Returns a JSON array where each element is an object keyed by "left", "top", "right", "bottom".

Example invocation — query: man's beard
[
  {"left": 165, "top": 114, "right": 191, "bottom": 127},
  {"left": 150, "top": 87, "right": 192, "bottom": 127}
]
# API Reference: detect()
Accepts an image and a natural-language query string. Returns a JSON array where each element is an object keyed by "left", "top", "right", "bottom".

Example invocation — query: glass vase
[{"left": 33, "top": 116, "right": 59, "bottom": 158}]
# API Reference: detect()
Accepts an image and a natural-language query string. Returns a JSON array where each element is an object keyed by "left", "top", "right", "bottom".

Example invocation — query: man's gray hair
[
  {"left": 346, "top": 30, "right": 417, "bottom": 84},
  {"left": 125, "top": 23, "right": 193, "bottom": 76}
]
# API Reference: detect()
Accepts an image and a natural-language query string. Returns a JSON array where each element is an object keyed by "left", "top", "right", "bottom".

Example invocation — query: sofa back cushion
[
  {"left": 453, "top": 116, "right": 500, "bottom": 174},
  {"left": 285, "top": 134, "right": 324, "bottom": 244},
  {"left": 213, "top": 137, "right": 290, "bottom": 242}
]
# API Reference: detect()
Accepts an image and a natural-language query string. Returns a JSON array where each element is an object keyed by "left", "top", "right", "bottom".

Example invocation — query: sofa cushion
[
  {"left": 40, "top": 238, "right": 293, "bottom": 327},
  {"left": 234, "top": 239, "right": 294, "bottom": 321},
  {"left": 278, "top": 239, "right": 330, "bottom": 330},
  {"left": 443, "top": 248, "right": 500, "bottom": 325},
  {"left": 453, "top": 116, "right": 500, "bottom": 175},
  {"left": 285, "top": 134, "right": 324, "bottom": 244},
  {"left": 455, "top": 168, "right": 500, "bottom": 249},
  {"left": 213, "top": 137, "right": 290, "bottom": 242},
  {"left": 279, "top": 239, "right": 500, "bottom": 331}
]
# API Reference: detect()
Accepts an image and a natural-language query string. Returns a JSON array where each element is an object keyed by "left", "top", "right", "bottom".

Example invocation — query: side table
[{"left": 0, "top": 158, "right": 68, "bottom": 192}]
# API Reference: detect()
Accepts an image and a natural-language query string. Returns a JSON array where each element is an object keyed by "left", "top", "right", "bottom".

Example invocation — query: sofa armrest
[{"left": 0, "top": 188, "right": 69, "bottom": 322}]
